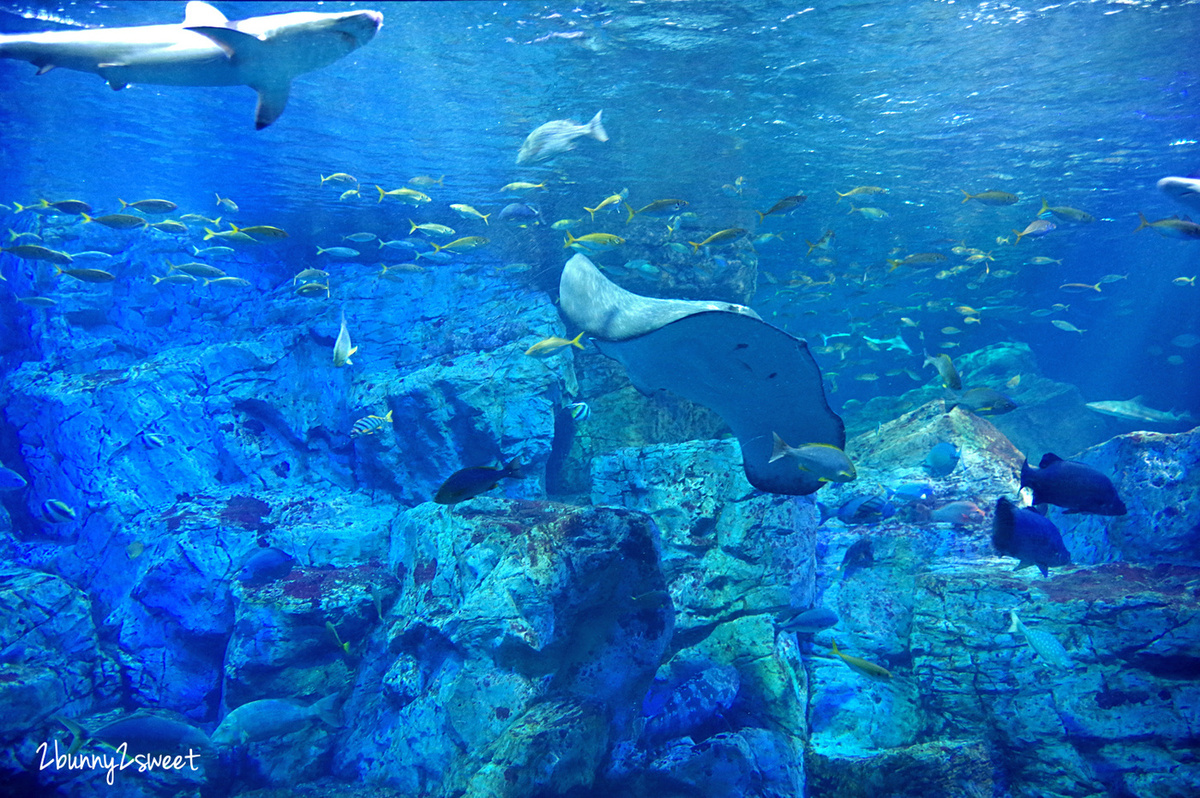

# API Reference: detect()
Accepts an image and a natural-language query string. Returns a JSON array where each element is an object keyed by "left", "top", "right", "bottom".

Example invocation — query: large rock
[
  {"left": 590, "top": 438, "right": 815, "bottom": 795},
  {"left": 805, "top": 409, "right": 1200, "bottom": 798},
  {"left": 1057, "top": 427, "right": 1200, "bottom": 565},
  {"left": 335, "top": 500, "right": 672, "bottom": 796}
]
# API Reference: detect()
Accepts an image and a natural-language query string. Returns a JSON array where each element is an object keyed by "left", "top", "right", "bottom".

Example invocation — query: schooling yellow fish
[{"left": 688, "top": 228, "right": 747, "bottom": 252}]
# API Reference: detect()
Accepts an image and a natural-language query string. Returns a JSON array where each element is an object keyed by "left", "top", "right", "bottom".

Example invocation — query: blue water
[
  {"left": 2, "top": 0, "right": 1198, "bottom": 417},
  {"left": 1, "top": 2, "right": 1199, "bottom": 796}
]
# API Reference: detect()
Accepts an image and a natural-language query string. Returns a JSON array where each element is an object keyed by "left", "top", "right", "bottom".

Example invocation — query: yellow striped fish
[{"left": 351, "top": 410, "right": 393, "bottom": 438}]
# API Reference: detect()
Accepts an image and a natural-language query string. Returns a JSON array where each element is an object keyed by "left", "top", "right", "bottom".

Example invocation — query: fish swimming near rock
[
  {"left": 931, "top": 500, "right": 986, "bottom": 526},
  {"left": 924, "top": 442, "right": 960, "bottom": 478},
  {"left": 333, "top": 311, "right": 356, "bottom": 367},
  {"left": 775, "top": 606, "right": 838, "bottom": 634},
  {"left": 119, "top": 198, "right": 177, "bottom": 215},
  {"left": 830, "top": 638, "right": 892, "bottom": 680},
  {"left": 952, "top": 386, "right": 1018, "bottom": 416},
  {"left": 211, "top": 694, "right": 341, "bottom": 746},
  {"left": 1007, "top": 609, "right": 1074, "bottom": 668},
  {"left": 836, "top": 494, "right": 896, "bottom": 525},
  {"left": 525, "top": 331, "right": 585, "bottom": 357},
  {"left": 235, "top": 546, "right": 295, "bottom": 583},
  {"left": 1020, "top": 453, "right": 1127, "bottom": 515},
  {"left": 517, "top": 110, "right": 608, "bottom": 164},
  {"left": 565, "top": 401, "right": 590, "bottom": 421},
  {"left": 1084, "top": 396, "right": 1195, "bottom": 426},
  {"left": 887, "top": 482, "right": 933, "bottom": 503},
  {"left": 42, "top": 499, "right": 76, "bottom": 523},
  {"left": 350, "top": 409, "right": 393, "bottom": 438},
  {"left": 838, "top": 537, "right": 874, "bottom": 579},
  {"left": 57, "top": 712, "right": 212, "bottom": 756},
  {"left": 2, "top": 244, "right": 73, "bottom": 265},
  {"left": 991, "top": 496, "right": 1069, "bottom": 576},
  {"left": 769, "top": 434, "right": 855, "bottom": 484},
  {"left": 0, "top": 465, "right": 27, "bottom": 491},
  {"left": 434, "top": 457, "right": 524, "bottom": 505},
  {"left": 923, "top": 350, "right": 961, "bottom": 390},
  {"left": 0, "top": 2, "right": 384, "bottom": 129}
]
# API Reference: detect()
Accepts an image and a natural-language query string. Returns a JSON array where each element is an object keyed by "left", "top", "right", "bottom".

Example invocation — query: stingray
[{"left": 559, "top": 253, "right": 845, "bottom": 495}]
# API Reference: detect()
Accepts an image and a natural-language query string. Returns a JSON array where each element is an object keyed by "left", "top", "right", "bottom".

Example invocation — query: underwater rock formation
[
  {"left": 1062, "top": 427, "right": 1200, "bottom": 565},
  {"left": 805, "top": 414, "right": 1200, "bottom": 798},
  {"left": 335, "top": 499, "right": 673, "bottom": 796},
  {"left": 592, "top": 437, "right": 815, "bottom": 795}
]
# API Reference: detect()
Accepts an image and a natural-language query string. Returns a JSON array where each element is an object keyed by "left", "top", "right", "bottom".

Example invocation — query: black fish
[
  {"left": 435, "top": 457, "right": 524, "bottom": 505},
  {"left": 992, "top": 497, "right": 1070, "bottom": 576},
  {"left": 1020, "top": 453, "right": 1127, "bottom": 515},
  {"left": 839, "top": 537, "right": 874, "bottom": 579}
]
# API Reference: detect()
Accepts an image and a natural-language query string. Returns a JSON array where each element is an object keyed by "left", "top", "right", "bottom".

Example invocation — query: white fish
[
  {"left": 0, "top": 1, "right": 383, "bottom": 129},
  {"left": 516, "top": 110, "right": 608, "bottom": 164},
  {"left": 1084, "top": 396, "right": 1195, "bottom": 426},
  {"left": 1008, "top": 610, "right": 1074, "bottom": 669},
  {"left": 333, "top": 312, "right": 357, "bottom": 367}
]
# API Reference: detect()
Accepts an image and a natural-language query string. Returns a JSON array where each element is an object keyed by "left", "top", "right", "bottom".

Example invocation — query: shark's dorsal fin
[
  {"left": 183, "top": 1, "right": 228, "bottom": 28},
  {"left": 253, "top": 81, "right": 292, "bottom": 130}
]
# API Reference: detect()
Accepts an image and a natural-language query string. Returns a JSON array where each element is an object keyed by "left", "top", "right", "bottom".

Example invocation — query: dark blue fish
[
  {"left": 434, "top": 457, "right": 524, "bottom": 505},
  {"left": 1020, "top": 453, "right": 1127, "bottom": 516},
  {"left": 0, "top": 465, "right": 27, "bottom": 491},
  {"left": 887, "top": 482, "right": 933, "bottom": 502},
  {"left": 776, "top": 606, "right": 838, "bottom": 634},
  {"left": 497, "top": 203, "right": 541, "bottom": 222},
  {"left": 236, "top": 546, "right": 295, "bottom": 583},
  {"left": 992, "top": 497, "right": 1070, "bottom": 577},
  {"left": 924, "top": 442, "right": 959, "bottom": 477},
  {"left": 836, "top": 494, "right": 896, "bottom": 525}
]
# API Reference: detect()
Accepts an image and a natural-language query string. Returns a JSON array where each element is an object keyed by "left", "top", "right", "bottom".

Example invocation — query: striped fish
[{"left": 350, "top": 410, "right": 393, "bottom": 438}]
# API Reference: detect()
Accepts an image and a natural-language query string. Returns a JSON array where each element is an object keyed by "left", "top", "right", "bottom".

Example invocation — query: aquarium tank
[{"left": 1, "top": 1, "right": 1198, "bottom": 796}]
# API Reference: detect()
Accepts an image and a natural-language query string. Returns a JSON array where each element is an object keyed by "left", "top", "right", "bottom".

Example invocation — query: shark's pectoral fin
[
  {"left": 185, "top": 25, "right": 268, "bottom": 60},
  {"left": 253, "top": 82, "right": 292, "bottom": 130},
  {"left": 35, "top": 64, "right": 55, "bottom": 75},
  {"left": 96, "top": 65, "right": 129, "bottom": 90}
]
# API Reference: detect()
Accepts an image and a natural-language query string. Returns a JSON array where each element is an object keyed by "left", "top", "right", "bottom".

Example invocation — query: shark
[
  {"left": 1085, "top": 396, "right": 1195, "bottom": 426},
  {"left": 0, "top": 1, "right": 383, "bottom": 129},
  {"left": 1157, "top": 175, "right": 1200, "bottom": 210}
]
